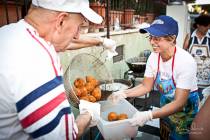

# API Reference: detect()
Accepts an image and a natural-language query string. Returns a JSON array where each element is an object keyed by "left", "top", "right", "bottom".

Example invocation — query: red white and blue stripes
[{"left": 16, "top": 73, "right": 77, "bottom": 140}]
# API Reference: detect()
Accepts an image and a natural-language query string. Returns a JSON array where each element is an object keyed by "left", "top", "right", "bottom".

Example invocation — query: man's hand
[
  {"left": 101, "top": 38, "right": 116, "bottom": 50},
  {"left": 98, "top": 37, "right": 118, "bottom": 59},
  {"left": 129, "top": 111, "right": 153, "bottom": 127},
  {"left": 79, "top": 100, "right": 100, "bottom": 127},
  {"left": 107, "top": 90, "right": 127, "bottom": 104}
]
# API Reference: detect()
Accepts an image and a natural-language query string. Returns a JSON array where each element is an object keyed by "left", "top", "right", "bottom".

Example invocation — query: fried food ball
[
  {"left": 79, "top": 86, "right": 88, "bottom": 97},
  {"left": 90, "top": 79, "right": 99, "bottom": 87},
  {"left": 80, "top": 96, "right": 89, "bottom": 101},
  {"left": 108, "top": 112, "right": 118, "bottom": 121},
  {"left": 88, "top": 95, "right": 97, "bottom": 103},
  {"left": 86, "top": 75, "right": 96, "bottom": 83},
  {"left": 91, "top": 87, "right": 101, "bottom": 101},
  {"left": 86, "top": 75, "right": 99, "bottom": 87},
  {"left": 74, "top": 78, "right": 85, "bottom": 88},
  {"left": 117, "top": 113, "right": 128, "bottom": 120},
  {"left": 85, "top": 82, "right": 95, "bottom": 93}
]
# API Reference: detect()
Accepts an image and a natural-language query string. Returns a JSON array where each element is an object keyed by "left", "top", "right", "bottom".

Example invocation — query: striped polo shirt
[{"left": 0, "top": 20, "right": 78, "bottom": 140}]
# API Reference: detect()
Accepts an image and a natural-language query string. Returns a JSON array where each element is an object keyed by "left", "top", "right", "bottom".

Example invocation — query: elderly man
[{"left": 0, "top": 0, "right": 116, "bottom": 139}]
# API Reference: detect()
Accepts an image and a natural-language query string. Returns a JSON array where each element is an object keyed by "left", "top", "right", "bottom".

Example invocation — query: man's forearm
[
  {"left": 75, "top": 111, "right": 91, "bottom": 138},
  {"left": 73, "top": 37, "right": 101, "bottom": 45},
  {"left": 67, "top": 37, "right": 101, "bottom": 50}
]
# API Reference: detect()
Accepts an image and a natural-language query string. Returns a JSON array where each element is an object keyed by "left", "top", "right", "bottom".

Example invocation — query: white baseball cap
[{"left": 32, "top": 0, "right": 103, "bottom": 24}]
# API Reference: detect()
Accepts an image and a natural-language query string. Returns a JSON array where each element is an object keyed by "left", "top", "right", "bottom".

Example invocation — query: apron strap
[
  {"left": 189, "top": 35, "right": 201, "bottom": 52},
  {"left": 202, "top": 36, "right": 207, "bottom": 45},
  {"left": 154, "top": 54, "right": 161, "bottom": 81},
  {"left": 172, "top": 47, "right": 176, "bottom": 87},
  {"left": 194, "top": 36, "right": 199, "bottom": 44}
]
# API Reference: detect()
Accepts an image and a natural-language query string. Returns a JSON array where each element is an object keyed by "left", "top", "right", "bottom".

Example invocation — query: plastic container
[{"left": 97, "top": 99, "right": 138, "bottom": 140}]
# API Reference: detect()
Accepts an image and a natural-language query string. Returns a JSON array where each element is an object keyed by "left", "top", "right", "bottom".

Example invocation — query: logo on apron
[{"left": 196, "top": 49, "right": 202, "bottom": 56}]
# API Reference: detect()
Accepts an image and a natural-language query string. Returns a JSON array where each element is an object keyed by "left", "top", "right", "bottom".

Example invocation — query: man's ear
[{"left": 55, "top": 12, "right": 69, "bottom": 33}]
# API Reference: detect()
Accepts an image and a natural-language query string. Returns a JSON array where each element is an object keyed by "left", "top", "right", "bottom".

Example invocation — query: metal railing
[
  {"left": 0, "top": 0, "right": 165, "bottom": 38},
  {"left": 0, "top": 0, "right": 31, "bottom": 26},
  {"left": 92, "top": 0, "right": 137, "bottom": 38}
]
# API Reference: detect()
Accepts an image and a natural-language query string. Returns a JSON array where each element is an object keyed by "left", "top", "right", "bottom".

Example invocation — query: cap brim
[
  {"left": 139, "top": 26, "right": 167, "bottom": 37},
  {"left": 81, "top": 7, "right": 103, "bottom": 24},
  {"left": 139, "top": 28, "right": 148, "bottom": 34}
]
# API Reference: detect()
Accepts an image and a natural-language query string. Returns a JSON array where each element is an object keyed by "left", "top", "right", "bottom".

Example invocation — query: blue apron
[{"left": 154, "top": 47, "right": 199, "bottom": 140}]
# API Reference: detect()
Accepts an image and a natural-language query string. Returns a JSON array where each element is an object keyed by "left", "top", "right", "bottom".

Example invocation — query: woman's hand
[
  {"left": 107, "top": 90, "right": 127, "bottom": 104},
  {"left": 129, "top": 110, "right": 153, "bottom": 127}
]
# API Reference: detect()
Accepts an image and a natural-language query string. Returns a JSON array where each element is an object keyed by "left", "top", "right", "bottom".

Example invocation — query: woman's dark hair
[{"left": 193, "top": 14, "right": 210, "bottom": 28}]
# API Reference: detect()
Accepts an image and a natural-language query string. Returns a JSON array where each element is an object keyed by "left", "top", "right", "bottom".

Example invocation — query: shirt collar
[{"left": 21, "top": 19, "right": 52, "bottom": 46}]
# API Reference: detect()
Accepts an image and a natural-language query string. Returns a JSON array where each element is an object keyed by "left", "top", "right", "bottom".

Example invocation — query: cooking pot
[
  {"left": 99, "top": 79, "right": 133, "bottom": 100},
  {"left": 126, "top": 56, "right": 146, "bottom": 73}
]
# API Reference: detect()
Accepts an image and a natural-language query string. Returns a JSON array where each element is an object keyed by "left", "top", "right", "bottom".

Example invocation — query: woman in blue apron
[
  {"left": 183, "top": 15, "right": 210, "bottom": 100},
  {"left": 108, "top": 15, "right": 199, "bottom": 140},
  {"left": 154, "top": 47, "right": 199, "bottom": 140}
]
